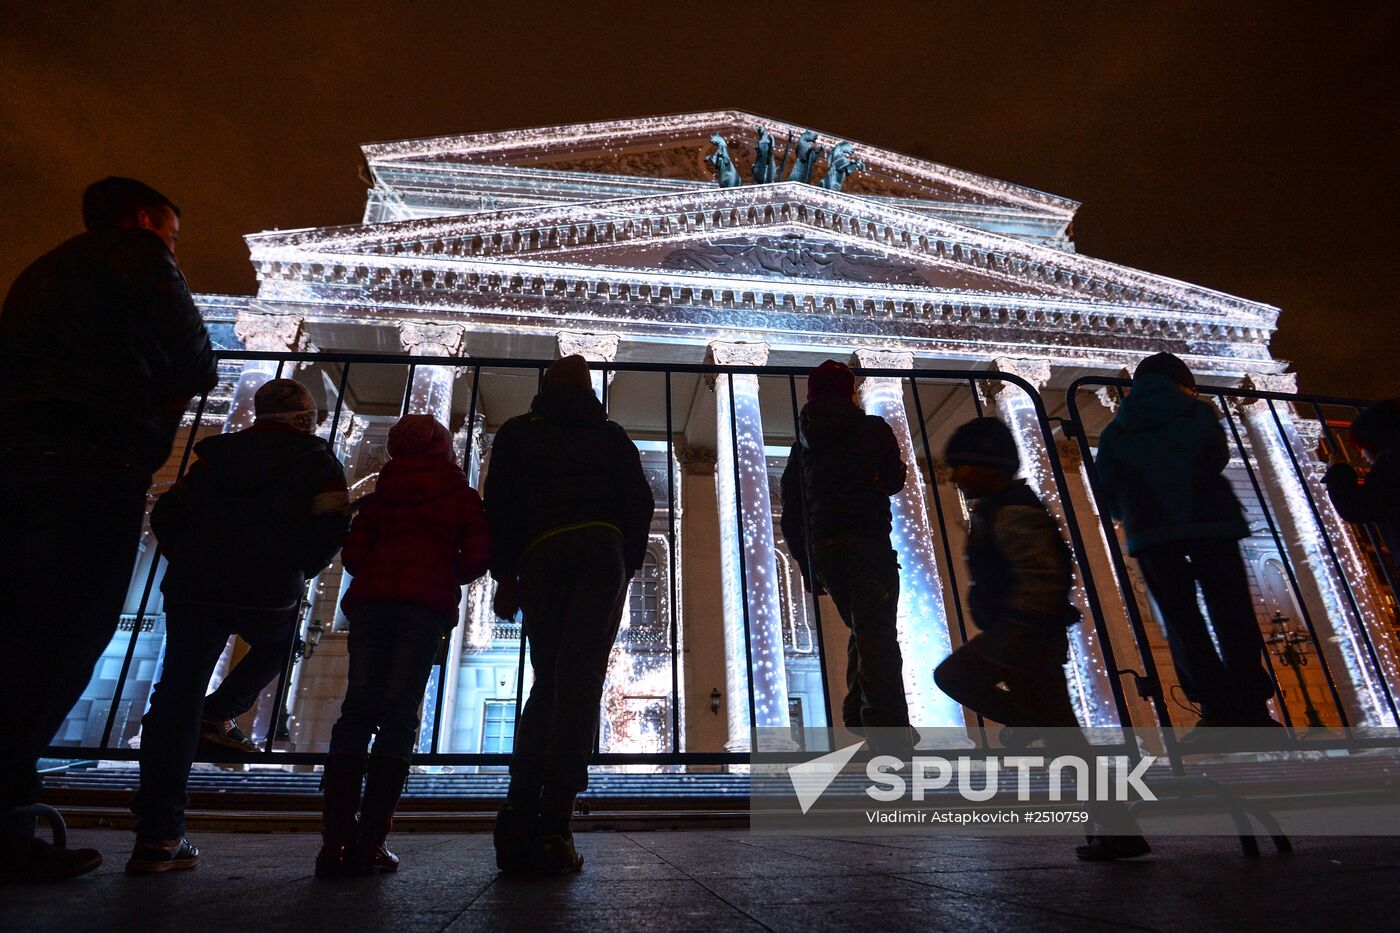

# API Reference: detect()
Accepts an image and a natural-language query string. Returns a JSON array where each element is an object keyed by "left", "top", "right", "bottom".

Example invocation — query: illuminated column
[
  {"left": 1235, "top": 374, "right": 1399, "bottom": 727},
  {"left": 707, "top": 341, "right": 792, "bottom": 751},
  {"left": 226, "top": 312, "right": 308, "bottom": 432},
  {"left": 397, "top": 321, "right": 466, "bottom": 427},
  {"left": 852, "top": 349, "right": 964, "bottom": 734},
  {"left": 983, "top": 358, "right": 1118, "bottom": 728},
  {"left": 557, "top": 331, "right": 620, "bottom": 402}
]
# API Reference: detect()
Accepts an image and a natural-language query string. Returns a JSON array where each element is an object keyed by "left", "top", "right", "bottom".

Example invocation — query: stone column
[
  {"left": 982, "top": 358, "right": 1119, "bottom": 728},
  {"left": 557, "top": 331, "right": 620, "bottom": 402},
  {"left": 226, "top": 312, "right": 309, "bottom": 432},
  {"left": 852, "top": 349, "right": 964, "bottom": 733},
  {"left": 1234, "top": 374, "right": 1400, "bottom": 727},
  {"left": 706, "top": 341, "right": 792, "bottom": 751},
  {"left": 398, "top": 321, "right": 467, "bottom": 427}
]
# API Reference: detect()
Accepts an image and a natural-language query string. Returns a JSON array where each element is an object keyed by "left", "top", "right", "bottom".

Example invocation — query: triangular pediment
[
  {"left": 361, "top": 110, "right": 1078, "bottom": 220},
  {"left": 248, "top": 183, "right": 1276, "bottom": 325}
]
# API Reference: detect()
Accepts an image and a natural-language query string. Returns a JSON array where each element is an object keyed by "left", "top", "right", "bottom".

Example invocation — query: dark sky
[{"left": 3, "top": 2, "right": 1396, "bottom": 397}]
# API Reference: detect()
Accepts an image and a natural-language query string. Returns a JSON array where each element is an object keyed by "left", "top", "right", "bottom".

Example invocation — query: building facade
[{"left": 61, "top": 111, "right": 1399, "bottom": 763}]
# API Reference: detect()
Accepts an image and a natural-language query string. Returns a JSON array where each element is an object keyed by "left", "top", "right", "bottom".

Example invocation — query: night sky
[{"left": 2, "top": 2, "right": 1395, "bottom": 397}]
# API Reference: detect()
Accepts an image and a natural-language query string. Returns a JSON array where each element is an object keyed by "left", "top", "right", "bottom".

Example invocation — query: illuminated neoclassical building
[{"left": 64, "top": 112, "right": 1399, "bottom": 762}]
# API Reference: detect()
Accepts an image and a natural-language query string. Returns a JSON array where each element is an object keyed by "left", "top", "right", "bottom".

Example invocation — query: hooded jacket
[
  {"left": 1093, "top": 373, "right": 1248, "bottom": 554},
  {"left": 153, "top": 422, "right": 349, "bottom": 608},
  {"left": 0, "top": 227, "right": 217, "bottom": 475},
  {"left": 1323, "top": 401, "right": 1400, "bottom": 567},
  {"left": 483, "top": 386, "right": 654, "bottom": 581},
  {"left": 780, "top": 395, "right": 906, "bottom": 581},
  {"left": 341, "top": 416, "right": 492, "bottom": 618}
]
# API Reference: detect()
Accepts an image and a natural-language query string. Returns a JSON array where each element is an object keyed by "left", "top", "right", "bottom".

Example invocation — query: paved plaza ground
[{"left": 3, "top": 828, "right": 1399, "bottom": 930}]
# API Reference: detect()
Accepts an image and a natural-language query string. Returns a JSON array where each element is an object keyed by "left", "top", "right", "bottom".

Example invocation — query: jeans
[
  {"left": 1134, "top": 537, "right": 1275, "bottom": 721},
  {"left": 810, "top": 536, "right": 909, "bottom": 731},
  {"left": 131, "top": 603, "right": 298, "bottom": 839},
  {"left": 0, "top": 462, "right": 147, "bottom": 831},
  {"left": 329, "top": 601, "right": 451, "bottom": 760},
  {"left": 510, "top": 527, "right": 629, "bottom": 797}
]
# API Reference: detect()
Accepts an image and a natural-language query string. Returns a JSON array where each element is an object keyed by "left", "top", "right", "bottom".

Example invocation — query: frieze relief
[{"left": 662, "top": 234, "right": 925, "bottom": 286}]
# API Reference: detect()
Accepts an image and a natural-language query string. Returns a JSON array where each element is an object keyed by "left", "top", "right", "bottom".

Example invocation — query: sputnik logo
[{"left": 787, "top": 741, "right": 865, "bottom": 814}]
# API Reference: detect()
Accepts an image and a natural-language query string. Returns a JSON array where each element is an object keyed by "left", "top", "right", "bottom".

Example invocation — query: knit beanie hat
[
  {"left": 387, "top": 414, "right": 453, "bottom": 460},
  {"left": 253, "top": 379, "right": 316, "bottom": 432},
  {"left": 807, "top": 360, "right": 856, "bottom": 401},
  {"left": 945, "top": 417, "right": 1020, "bottom": 472},
  {"left": 542, "top": 354, "right": 594, "bottom": 394},
  {"left": 1133, "top": 352, "right": 1196, "bottom": 390},
  {"left": 1350, "top": 398, "right": 1400, "bottom": 457}
]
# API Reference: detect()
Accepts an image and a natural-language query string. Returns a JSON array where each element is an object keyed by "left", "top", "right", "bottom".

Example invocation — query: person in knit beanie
[
  {"left": 935, "top": 416, "right": 1150, "bottom": 862},
  {"left": 132, "top": 377, "right": 348, "bottom": 874},
  {"left": 780, "top": 359, "right": 912, "bottom": 753}
]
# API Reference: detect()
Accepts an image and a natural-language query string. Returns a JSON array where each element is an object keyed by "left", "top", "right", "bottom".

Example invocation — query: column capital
[
  {"left": 1231, "top": 371, "right": 1299, "bottom": 416},
  {"left": 991, "top": 357, "right": 1053, "bottom": 390},
  {"left": 398, "top": 321, "right": 467, "bottom": 358},
  {"left": 677, "top": 444, "right": 717, "bottom": 475},
  {"left": 705, "top": 341, "right": 769, "bottom": 390},
  {"left": 1091, "top": 368, "right": 1133, "bottom": 414},
  {"left": 235, "top": 311, "right": 309, "bottom": 353},
  {"left": 556, "top": 331, "right": 620, "bottom": 362},
  {"left": 851, "top": 348, "right": 914, "bottom": 372}
]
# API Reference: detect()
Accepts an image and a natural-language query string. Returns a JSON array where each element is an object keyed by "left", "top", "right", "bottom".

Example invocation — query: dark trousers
[
  {"left": 1134, "top": 537, "right": 1274, "bottom": 722},
  {"left": 132, "top": 603, "right": 298, "bottom": 839},
  {"left": 935, "top": 633, "right": 1077, "bottom": 730},
  {"left": 511, "top": 527, "right": 629, "bottom": 797},
  {"left": 329, "top": 601, "right": 450, "bottom": 761},
  {"left": 0, "top": 463, "right": 147, "bottom": 835},
  {"left": 811, "top": 536, "right": 910, "bottom": 730}
]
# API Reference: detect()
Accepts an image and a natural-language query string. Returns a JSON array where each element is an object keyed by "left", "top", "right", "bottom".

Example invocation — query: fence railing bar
[{"left": 665, "top": 369, "right": 682, "bottom": 756}]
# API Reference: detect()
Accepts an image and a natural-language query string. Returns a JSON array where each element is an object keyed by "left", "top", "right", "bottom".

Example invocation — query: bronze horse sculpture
[
  {"left": 706, "top": 134, "right": 742, "bottom": 188},
  {"left": 818, "top": 140, "right": 867, "bottom": 191}
]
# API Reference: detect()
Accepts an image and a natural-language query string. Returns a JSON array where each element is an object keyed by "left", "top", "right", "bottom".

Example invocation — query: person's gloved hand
[{"left": 493, "top": 578, "right": 521, "bottom": 620}]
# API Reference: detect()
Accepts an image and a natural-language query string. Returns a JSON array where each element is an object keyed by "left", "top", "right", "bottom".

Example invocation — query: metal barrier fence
[{"left": 43, "top": 351, "right": 1399, "bottom": 775}]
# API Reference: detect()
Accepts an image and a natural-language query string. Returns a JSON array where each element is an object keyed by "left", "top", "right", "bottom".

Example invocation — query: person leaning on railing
[
  {"left": 0, "top": 177, "right": 216, "bottom": 882},
  {"left": 1322, "top": 398, "right": 1400, "bottom": 578}
]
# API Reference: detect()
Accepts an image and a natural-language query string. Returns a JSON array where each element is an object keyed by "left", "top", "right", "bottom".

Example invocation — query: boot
[
  {"left": 315, "top": 752, "right": 365, "bottom": 880},
  {"left": 495, "top": 781, "right": 539, "bottom": 874},
  {"left": 534, "top": 784, "right": 583, "bottom": 874},
  {"left": 350, "top": 756, "right": 410, "bottom": 875}
]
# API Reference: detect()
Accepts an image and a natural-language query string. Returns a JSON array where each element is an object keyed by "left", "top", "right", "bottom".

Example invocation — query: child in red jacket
[{"left": 316, "top": 415, "right": 491, "bottom": 879}]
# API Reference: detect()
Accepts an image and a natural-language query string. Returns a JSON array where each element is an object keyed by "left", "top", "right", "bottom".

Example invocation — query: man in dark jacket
[
  {"left": 1094, "top": 352, "right": 1275, "bottom": 731},
  {"left": 1323, "top": 398, "right": 1400, "bottom": 576},
  {"left": 484, "top": 355, "right": 653, "bottom": 874},
  {"left": 780, "top": 360, "right": 910, "bottom": 742},
  {"left": 0, "top": 178, "right": 216, "bottom": 881},
  {"left": 127, "top": 379, "right": 348, "bottom": 873}
]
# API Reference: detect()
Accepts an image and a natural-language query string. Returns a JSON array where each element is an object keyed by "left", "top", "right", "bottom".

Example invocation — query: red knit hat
[{"left": 807, "top": 360, "right": 856, "bottom": 401}]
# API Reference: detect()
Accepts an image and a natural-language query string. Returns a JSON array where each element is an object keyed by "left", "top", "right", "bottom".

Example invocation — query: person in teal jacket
[{"left": 1094, "top": 353, "right": 1276, "bottom": 732}]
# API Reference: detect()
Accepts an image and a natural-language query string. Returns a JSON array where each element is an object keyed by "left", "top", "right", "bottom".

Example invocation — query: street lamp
[{"left": 1265, "top": 610, "right": 1325, "bottom": 730}]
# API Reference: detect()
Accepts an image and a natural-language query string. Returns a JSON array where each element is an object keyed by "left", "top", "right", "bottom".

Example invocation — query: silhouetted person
[
  {"left": 317, "top": 415, "right": 491, "bottom": 879},
  {"left": 1094, "top": 353, "right": 1276, "bottom": 732},
  {"left": 780, "top": 360, "right": 911, "bottom": 747},
  {"left": 933, "top": 417, "right": 1149, "bottom": 861},
  {"left": 129, "top": 379, "right": 348, "bottom": 873},
  {"left": 0, "top": 177, "right": 216, "bottom": 881},
  {"left": 484, "top": 355, "right": 653, "bottom": 874},
  {"left": 1323, "top": 398, "right": 1400, "bottom": 576}
]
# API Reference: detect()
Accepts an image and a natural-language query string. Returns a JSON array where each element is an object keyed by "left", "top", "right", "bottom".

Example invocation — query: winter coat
[
  {"left": 964, "top": 479, "right": 1078, "bottom": 654},
  {"left": 153, "top": 422, "right": 349, "bottom": 609},
  {"left": 1324, "top": 449, "right": 1400, "bottom": 571},
  {"left": 483, "top": 386, "right": 654, "bottom": 581},
  {"left": 341, "top": 418, "right": 492, "bottom": 618},
  {"left": 1093, "top": 373, "right": 1248, "bottom": 554},
  {"left": 0, "top": 227, "right": 217, "bottom": 475},
  {"left": 780, "top": 395, "right": 906, "bottom": 583}
]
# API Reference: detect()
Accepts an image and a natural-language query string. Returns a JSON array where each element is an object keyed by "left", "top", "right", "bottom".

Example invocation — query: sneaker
[
  {"left": 125, "top": 837, "right": 199, "bottom": 874},
  {"left": 1075, "top": 835, "right": 1151, "bottom": 862},
  {"left": 534, "top": 834, "right": 583, "bottom": 875},
  {"left": 2, "top": 837, "right": 103, "bottom": 882},
  {"left": 200, "top": 719, "right": 259, "bottom": 753},
  {"left": 494, "top": 802, "right": 536, "bottom": 874}
]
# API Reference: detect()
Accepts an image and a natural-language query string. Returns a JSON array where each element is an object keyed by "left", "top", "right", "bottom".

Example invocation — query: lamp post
[{"left": 1266, "top": 611, "right": 1326, "bottom": 730}]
